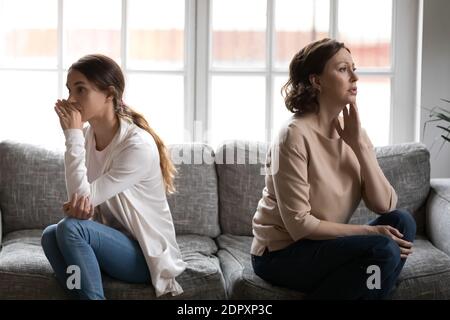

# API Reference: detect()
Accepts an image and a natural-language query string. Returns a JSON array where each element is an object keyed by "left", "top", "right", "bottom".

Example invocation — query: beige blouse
[{"left": 251, "top": 114, "right": 397, "bottom": 256}]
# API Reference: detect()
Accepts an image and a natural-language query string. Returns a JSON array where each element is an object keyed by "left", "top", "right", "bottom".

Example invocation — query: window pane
[
  {"left": 0, "top": 71, "right": 62, "bottom": 150},
  {"left": 124, "top": 73, "right": 184, "bottom": 144},
  {"left": 272, "top": 75, "right": 291, "bottom": 139},
  {"left": 64, "top": 0, "right": 121, "bottom": 67},
  {"left": 0, "top": 0, "right": 57, "bottom": 68},
  {"left": 274, "top": 0, "right": 329, "bottom": 69},
  {"left": 210, "top": 76, "right": 266, "bottom": 148},
  {"left": 338, "top": 0, "right": 392, "bottom": 68},
  {"left": 211, "top": 0, "right": 266, "bottom": 68},
  {"left": 357, "top": 76, "right": 391, "bottom": 146},
  {"left": 127, "top": 0, "right": 184, "bottom": 70}
]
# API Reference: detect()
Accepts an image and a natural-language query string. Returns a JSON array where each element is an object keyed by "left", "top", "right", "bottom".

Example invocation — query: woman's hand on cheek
[
  {"left": 334, "top": 103, "right": 364, "bottom": 151},
  {"left": 54, "top": 99, "right": 83, "bottom": 130}
]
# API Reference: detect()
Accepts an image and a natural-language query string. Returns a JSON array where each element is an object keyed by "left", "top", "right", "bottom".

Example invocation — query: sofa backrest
[
  {"left": 0, "top": 141, "right": 67, "bottom": 234},
  {"left": 167, "top": 144, "right": 220, "bottom": 238},
  {"left": 215, "top": 141, "right": 430, "bottom": 236},
  {"left": 0, "top": 141, "right": 221, "bottom": 238},
  {"left": 348, "top": 143, "right": 430, "bottom": 235},
  {"left": 0, "top": 140, "right": 430, "bottom": 238},
  {"left": 215, "top": 141, "right": 268, "bottom": 236}
]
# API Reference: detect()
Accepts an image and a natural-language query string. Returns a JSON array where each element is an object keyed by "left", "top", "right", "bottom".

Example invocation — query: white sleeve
[{"left": 63, "top": 129, "right": 153, "bottom": 207}]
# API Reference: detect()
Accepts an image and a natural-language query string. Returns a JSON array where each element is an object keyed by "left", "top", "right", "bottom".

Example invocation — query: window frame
[
  {"left": 196, "top": 0, "right": 420, "bottom": 146},
  {"left": 0, "top": 0, "right": 420, "bottom": 147},
  {"left": 0, "top": 0, "right": 192, "bottom": 144}
]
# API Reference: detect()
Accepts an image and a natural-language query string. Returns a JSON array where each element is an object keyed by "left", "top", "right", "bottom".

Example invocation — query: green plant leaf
[
  {"left": 437, "top": 125, "right": 450, "bottom": 134},
  {"left": 422, "top": 118, "right": 444, "bottom": 140},
  {"left": 422, "top": 99, "right": 450, "bottom": 152},
  {"left": 437, "top": 107, "right": 450, "bottom": 115},
  {"left": 431, "top": 112, "right": 450, "bottom": 122}
]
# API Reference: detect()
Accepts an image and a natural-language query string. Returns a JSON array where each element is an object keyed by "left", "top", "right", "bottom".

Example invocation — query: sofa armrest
[
  {"left": 0, "top": 206, "right": 2, "bottom": 249},
  {"left": 426, "top": 178, "right": 450, "bottom": 256}
]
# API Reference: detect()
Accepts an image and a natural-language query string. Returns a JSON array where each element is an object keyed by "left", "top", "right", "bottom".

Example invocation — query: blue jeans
[
  {"left": 41, "top": 217, "right": 151, "bottom": 300},
  {"left": 252, "top": 209, "right": 416, "bottom": 300}
]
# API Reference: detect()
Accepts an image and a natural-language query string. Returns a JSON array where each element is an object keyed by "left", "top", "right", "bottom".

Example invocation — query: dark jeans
[
  {"left": 251, "top": 209, "right": 416, "bottom": 300},
  {"left": 41, "top": 217, "right": 151, "bottom": 300}
]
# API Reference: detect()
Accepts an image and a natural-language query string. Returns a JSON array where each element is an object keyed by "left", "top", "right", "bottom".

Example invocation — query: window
[
  {"left": 272, "top": 0, "right": 330, "bottom": 136},
  {"left": 0, "top": 0, "right": 417, "bottom": 150},
  {"left": 209, "top": 0, "right": 267, "bottom": 147},
  {"left": 0, "top": 0, "right": 60, "bottom": 148},
  {"left": 63, "top": 0, "right": 122, "bottom": 66},
  {"left": 124, "top": 0, "right": 186, "bottom": 144},
  {"left": 337, "top": 0, "right": 393, "bottom": 147},
  {"left": 208, "top": 0, "right": 393, "bottom": 148},
  {"left": 0, "top": 0, "right": 186, "bottom": 150}
]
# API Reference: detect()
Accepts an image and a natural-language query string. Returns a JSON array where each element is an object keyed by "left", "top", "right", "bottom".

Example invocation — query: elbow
[
  {"left": 380, "top": 189, "right": 398, "bottom": 213},
  {"left": 370, "top": 199, "right": 396, "bottom": 214},
  {"left": 373, "top": 205, "right": 392, "bottom": 214},
  {"left": 366, "top": 188, "right": 397, "bottom": 214}
]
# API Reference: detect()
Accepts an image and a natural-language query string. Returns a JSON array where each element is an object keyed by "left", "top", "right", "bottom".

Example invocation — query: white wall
[
  {"left": 392, "top": 0, "right": 420, "bottom": 145},
  {"left": 420, "top": 0, "right": 450, "bottom": 178}
]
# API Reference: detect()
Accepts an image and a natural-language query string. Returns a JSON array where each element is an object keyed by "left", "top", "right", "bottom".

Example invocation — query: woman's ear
[
  {"left": 309, "top": 74, "right": 321, "bottom": 91},
  {"left": 106, "top": 86, "right": 115, "bottom": 102}
]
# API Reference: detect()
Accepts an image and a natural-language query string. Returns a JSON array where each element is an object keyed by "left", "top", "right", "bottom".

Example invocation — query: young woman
[
  {"left": 41, "top": 54, "right": 187, "bottom": 300},
  {"left": 251, "top": 38, "right": 416, "bottom": 299}
]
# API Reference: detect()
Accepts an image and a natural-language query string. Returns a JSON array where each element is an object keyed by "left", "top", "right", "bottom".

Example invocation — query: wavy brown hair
[
  {"left": 69, "top": 54, "right": 177, "bottom": 194},
  {"left": 281, "top": 38, "right": 350, "bottom": 115}
]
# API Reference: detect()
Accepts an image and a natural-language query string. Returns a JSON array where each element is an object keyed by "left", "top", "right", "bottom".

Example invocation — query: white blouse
[{"left": 63, "top": 117, "right": 187, "bottom": 297}]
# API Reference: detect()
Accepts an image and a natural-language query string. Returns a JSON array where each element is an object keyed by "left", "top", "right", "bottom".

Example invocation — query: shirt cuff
[
  {"left": 292, "top": 213, "right": 321, "bottom": 240},
  {"left": 155, "top": 277, "right": 184, "bottom": 297},
  {"left": 64, "top": 129, "right": 84, "bottom": 145}
]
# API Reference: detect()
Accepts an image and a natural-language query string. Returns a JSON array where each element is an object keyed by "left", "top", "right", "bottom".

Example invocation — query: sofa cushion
[
  {"left": 216, "top": 234, "right": 450, "bottom": 299},
  {"left": 392, "top": 236, "right": 450, "bottom": 299},
  {"left": 0, "top": 141, "right": 67, "bottom": 234},
  {"left": 0, "top": 141, "right": 221, "bottom": 238},
  {"left": 167, "top": 144, "right": 220, "bottom": 237},
  {"left": 215, "top": 141, "right": 268, "bottom": 236},
  {"left": 0, "top": 229, "right": 226, "bottom": 299},
  {"left": 216, "top": 141, "right": 430, "bottom": 236},
  {"left": 216, "top": 234, "right": 304, "bottom": 299},
  {"left": 0, "top": 229, "right": 72, "bottom": 299}
]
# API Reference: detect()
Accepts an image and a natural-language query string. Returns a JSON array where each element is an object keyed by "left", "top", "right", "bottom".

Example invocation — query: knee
[
  {"left": 391, "top": 210, "right": 417, "bottom": 240},
  {"left": 56, "top": 217, "right": 83, "bottom": 241},
  {"left": 369, "top": 235, "right": 401, "bottom": 270},
  {"left": 41, "top": 224, "right": 57, "bottom": 249}
]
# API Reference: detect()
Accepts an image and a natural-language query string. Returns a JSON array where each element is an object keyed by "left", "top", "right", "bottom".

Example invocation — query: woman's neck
[
  {"left": 89, "top": 111, "right": 120, "bottom": 151},
  {"left": 311, "top": 100, "right": 344, "bottom": 139}
]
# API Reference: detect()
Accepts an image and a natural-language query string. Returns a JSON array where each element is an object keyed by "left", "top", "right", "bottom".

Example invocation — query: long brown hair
[
  {"left": 69, "top": 54, "right": 177, "bottom": 194},
  {"left": 281, "top": 38, "right": 350, "bottom": 115}
]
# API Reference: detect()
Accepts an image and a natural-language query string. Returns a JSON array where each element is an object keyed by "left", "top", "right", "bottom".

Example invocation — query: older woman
[{"left": 251, "top": 38, "right": 416, "bottom": 300}]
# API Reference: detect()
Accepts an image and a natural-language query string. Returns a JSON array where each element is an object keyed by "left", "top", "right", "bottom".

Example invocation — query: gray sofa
[{"left": 0, "top": 140, "right": 450, "bottom": 299}]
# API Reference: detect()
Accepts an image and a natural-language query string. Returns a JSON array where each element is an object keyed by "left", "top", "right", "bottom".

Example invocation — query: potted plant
[{"left": 423, "top": 98, "right": 450, "bottom": 154}]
